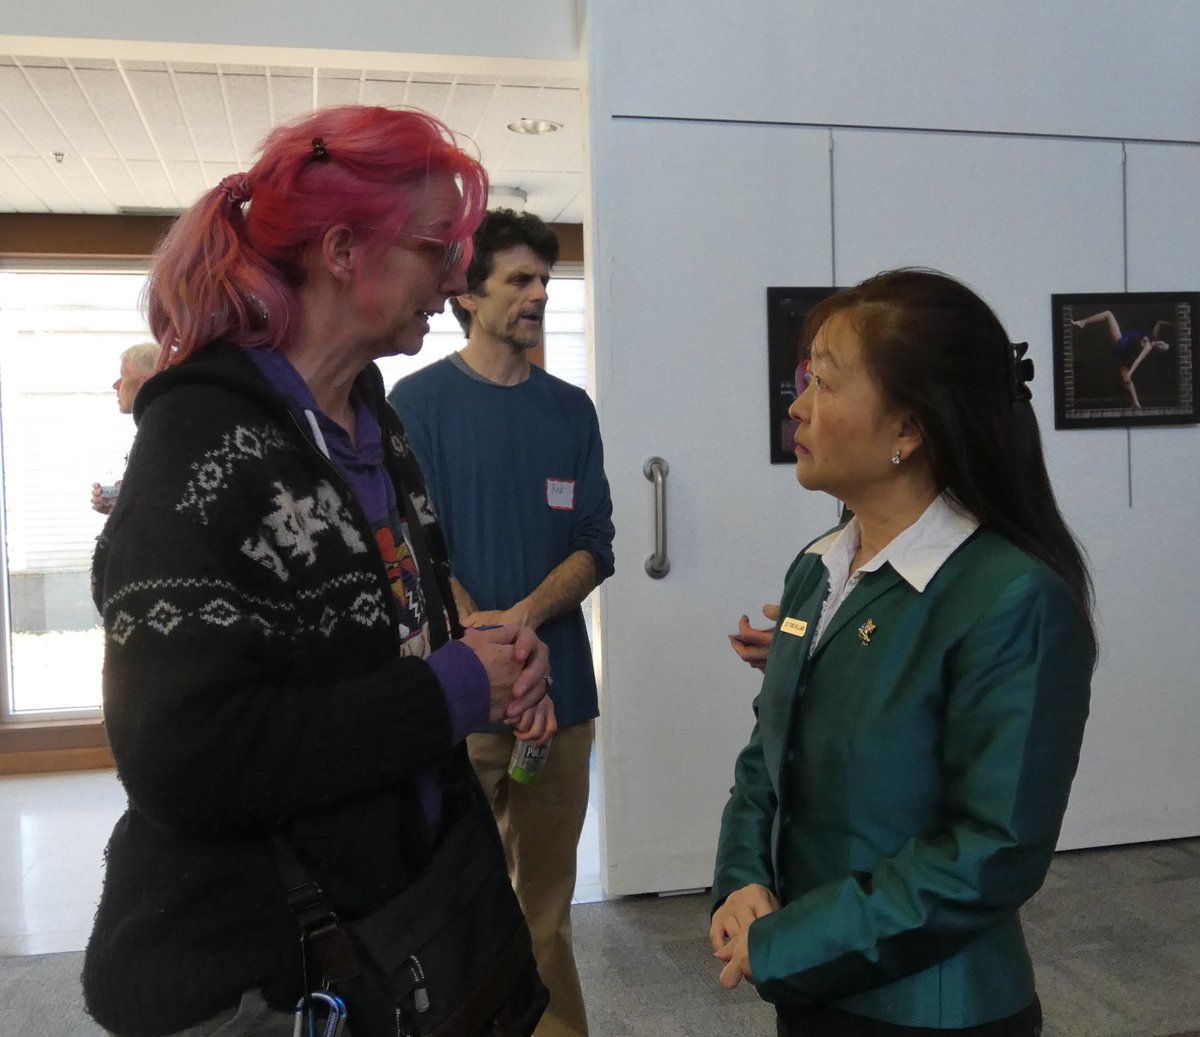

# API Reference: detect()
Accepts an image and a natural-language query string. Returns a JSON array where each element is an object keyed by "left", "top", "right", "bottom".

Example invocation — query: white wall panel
[
  {"left": 598, "top": 1, "right": 1200, "bottom": 144},
  {"left": 590, "top": 116, "right": 836, "bottom": 893},
  {"left": 1055, "top": 142, "right": 1200, "bottom": 845}
]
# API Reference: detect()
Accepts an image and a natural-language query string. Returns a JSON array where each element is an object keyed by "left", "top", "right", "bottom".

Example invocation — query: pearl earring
[{"left": 890, "top": 451, "right": 901, "bottom": 465}]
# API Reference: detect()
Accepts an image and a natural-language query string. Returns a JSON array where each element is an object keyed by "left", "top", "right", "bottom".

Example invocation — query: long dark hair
[{"left": 803, "top": 268, "right": 1094, "bottom": 644}]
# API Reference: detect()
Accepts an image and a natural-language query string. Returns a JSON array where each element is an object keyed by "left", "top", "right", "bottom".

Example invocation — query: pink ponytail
[{"left": 146, "top": 106, "right": 488, "bottom": 364}]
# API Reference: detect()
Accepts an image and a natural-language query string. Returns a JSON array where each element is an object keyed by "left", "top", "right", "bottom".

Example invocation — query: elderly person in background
[
  {"left": 85, "top": 105, "right": 552, "bottom": 1037},
  {"left": 90, "top": 341, "right": 159, "bottom": 514},
  {"left": 711, "top": 269, "right": 1094, "bottom": 1036}
]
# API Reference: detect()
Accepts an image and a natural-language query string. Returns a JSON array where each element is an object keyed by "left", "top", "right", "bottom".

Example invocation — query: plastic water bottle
[{"left": 508, "top": 738, "right": 551, "bottom": 784}]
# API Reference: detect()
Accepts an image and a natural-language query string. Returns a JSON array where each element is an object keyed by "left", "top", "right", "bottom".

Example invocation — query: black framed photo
[
  {"left": 767, "top": 286, "right": 837, "bottom": 462},
  {"left": 1052, "top": 292, "right": 1200, "bottom": 429}
]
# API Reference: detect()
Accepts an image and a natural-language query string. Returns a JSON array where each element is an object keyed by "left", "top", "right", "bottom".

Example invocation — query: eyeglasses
[{"left": 398, "top": 232, "right": 465, "bottom": 278}]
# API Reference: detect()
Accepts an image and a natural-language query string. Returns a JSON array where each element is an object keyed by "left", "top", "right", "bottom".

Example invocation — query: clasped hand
[
  {"left": 709, "top": 882, "right": 779, "bottom": 990},
  {"left": 460, "top": 623, "right": 555, "bottom": 744}
]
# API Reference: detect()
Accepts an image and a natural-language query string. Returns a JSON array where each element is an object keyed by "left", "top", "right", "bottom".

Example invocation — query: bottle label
[{"left": 508, "top": 739, "right": 550, "bottom": 785}]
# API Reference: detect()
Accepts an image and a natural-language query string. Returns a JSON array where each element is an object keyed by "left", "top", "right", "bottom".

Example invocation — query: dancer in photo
[{"left": 1071, "top": 309, "right": 1172, "bottom": 409}]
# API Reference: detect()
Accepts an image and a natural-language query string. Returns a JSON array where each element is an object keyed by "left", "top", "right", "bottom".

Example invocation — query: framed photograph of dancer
[
  {"left": 1052, "top": 291, "right": 1200, "bottom": 429},
  {"left": 767, "top": 286, "right": 837, "bottom": 462}
]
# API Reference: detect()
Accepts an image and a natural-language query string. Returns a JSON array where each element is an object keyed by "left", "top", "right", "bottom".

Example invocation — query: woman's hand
[
  {"left": 461, "top": 623, "right": 551, "bottom": 724},
  {"left": 710, "top": 883, "right": 779, "bottom": 989},
  {"left": 728, "top": 604, "right": 780, "bottom": 672}
]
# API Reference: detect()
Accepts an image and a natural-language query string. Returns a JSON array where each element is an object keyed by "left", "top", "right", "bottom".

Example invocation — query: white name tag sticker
[
  {"left": 781, "top": 617, "right": 808, "bottom": 638},
  {"left": 546, "top": 479, "right": 576, "bottom": 510}
]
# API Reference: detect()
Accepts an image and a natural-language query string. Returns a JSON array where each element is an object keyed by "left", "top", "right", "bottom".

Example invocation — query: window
[{"left": 0, "top": 264, "right": 151, "bottom": 721}]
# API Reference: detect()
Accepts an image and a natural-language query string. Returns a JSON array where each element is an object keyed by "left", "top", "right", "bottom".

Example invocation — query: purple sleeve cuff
[{"left": 427, "top": 640, "right": 490, "bottom": 743}]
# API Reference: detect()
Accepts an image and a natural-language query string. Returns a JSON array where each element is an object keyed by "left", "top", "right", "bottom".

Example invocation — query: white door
[{"left": 588, "top": 120, "right": 840, "bottom": 894}]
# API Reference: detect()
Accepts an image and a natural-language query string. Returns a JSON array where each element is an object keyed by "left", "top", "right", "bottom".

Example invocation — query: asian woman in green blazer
[{"left": 711, "top": 270, "right": 1094, "bottom": 1036}]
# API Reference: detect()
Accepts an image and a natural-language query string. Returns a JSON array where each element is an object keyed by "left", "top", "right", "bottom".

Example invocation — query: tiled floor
[
  {"left": 0, "top": 770, "right": 122, "bottom": 956},
  {"left": 0, "top": 765, "right": 606, "bottom": 958}
]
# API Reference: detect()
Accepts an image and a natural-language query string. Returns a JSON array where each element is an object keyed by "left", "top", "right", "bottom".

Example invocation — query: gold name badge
[{"left": 781, "top": 617, "right": 808, "bottom": 638}]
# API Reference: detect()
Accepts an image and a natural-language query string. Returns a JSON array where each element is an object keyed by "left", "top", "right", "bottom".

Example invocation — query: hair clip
[
  {"left": 218, "top": 172, "right": 251, "bottom": 207},
  {"left": 311, "top": 136, "right": 328, "bottom": 160},
  {"left": 1009, "top": 341, "right": 1034, "bottom": 402}
]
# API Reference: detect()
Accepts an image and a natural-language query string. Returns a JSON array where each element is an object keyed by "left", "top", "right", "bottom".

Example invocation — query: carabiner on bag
[{"left": 292, "top": 989, "right": 348, "bottom": 1037}]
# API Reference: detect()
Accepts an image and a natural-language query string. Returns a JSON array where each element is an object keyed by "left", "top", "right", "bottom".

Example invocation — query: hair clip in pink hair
[
  {"left": 218, "top": 173, "right": 251, "bottom": 207},
  {"left": 311, "top": 136, "right": 328, "bottom": 160}
]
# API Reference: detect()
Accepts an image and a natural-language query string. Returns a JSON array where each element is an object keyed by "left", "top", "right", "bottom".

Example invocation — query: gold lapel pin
[{"left": 857, "top": 619, "right": 876, "bottom": 646}]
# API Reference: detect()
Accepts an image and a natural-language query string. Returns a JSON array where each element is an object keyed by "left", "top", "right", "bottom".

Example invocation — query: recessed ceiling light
[{"left": 507, "top": 118, "right": 562, "bottom": 135}]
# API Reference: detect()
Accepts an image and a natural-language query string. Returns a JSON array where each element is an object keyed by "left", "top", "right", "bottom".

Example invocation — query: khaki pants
[{"left": 468, "top": 720, "right": 594, "bottom": 1037}]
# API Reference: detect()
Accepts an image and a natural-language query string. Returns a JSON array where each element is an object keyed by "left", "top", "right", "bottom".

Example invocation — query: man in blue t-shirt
[{"left": 388, "top": 210, "right": 614, "bottom": 1037}]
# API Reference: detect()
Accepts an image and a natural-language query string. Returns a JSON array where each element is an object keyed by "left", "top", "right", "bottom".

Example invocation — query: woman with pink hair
[{"left": 84, "top": 105, "right": 553, "bottom": 1037}]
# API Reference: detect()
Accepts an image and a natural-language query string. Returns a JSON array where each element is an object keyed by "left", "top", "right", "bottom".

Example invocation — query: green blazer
[{"left": 713, "top": 528, "right": 1093, "bottom": 1028}]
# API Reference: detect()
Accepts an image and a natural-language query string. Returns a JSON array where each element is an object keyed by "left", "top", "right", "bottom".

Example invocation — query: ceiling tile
[
  {"left": 164, "top": 161, "right": 219, "bottom": 207},
  {"left": 443, "top": 82, "right": 497, "bottom": 147},
  {"left": 74, "top": 66, "right": 157, "bottom": 161},
  {"left": 0, "top": 66, "right": 72, "bottom": 154},
  {"left": 315, "top": 76, "right": 361, "bottom": 109},
  {"left": 24, "top": 64, "right": 118, "bottom": 162},
  {"left": 172, "top": 70, "right": 237, "bottom": 164},
  {"left": 359, "top": 78, "right": 411, "bottom": 108},
  {"left": 47, "top": 153, "right": 113, "bottom": 211},
  {"left": 403, "top": 80, "right": 454, "bottom": 119},
  {"left": 124, "top": 69, "right": 195, "bottom": 161},
  {"left": 7, "top": 156, "right": 84, "bottom": 211},
  {"left": 123, "top": 159, "right": 182, "bottom": 209},
  {"left": 268, "top": 73, "right": 317, "bottom": 126},
  {"left": 0, "top": 105, "right": 39, "bottom": 158},
  {"left": 218, "top": 63, "right": 266, "bottom": 76},
  {"left": 87, "top": 158, "right": 140, "bottom": 206},
  {"left": 221, "top": 72, "right": 273, "bottom": 167},
  {"left": 0, "top": 162, "right": 51, "bottom": 212}
]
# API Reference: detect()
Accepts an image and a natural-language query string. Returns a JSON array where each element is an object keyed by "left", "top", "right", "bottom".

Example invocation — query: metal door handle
[{"left": 643, "top": 456, "right": 670, "bottom": 578}]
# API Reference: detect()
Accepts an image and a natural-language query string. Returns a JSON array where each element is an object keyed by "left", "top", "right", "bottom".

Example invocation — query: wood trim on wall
[
  {"left": 0, "top": 720, "right": 114, "bottom": 774},
  {"left": 0, "top": 213, "right": 175, "bottom": 259},
  {"left": 0, "top": 213, "right": 584, "bottom": 262}
]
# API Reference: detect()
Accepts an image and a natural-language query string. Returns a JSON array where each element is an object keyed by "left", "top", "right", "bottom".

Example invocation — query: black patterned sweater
[{"left": 83, "top": 342, "right": 484, "bottom": 1036}]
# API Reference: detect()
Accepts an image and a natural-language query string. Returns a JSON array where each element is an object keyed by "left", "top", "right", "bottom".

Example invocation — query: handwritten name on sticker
[{"left": 546, "top": 479, "right": 576, "bottom": 510}]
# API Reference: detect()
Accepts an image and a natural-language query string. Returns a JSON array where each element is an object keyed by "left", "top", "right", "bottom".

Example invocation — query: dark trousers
[{"left": 776, "top": 997, "right": 1041, "bottom": 1037}]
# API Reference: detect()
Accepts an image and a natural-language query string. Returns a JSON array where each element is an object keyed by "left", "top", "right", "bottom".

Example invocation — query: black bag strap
[{"left": 271, "top": 835, "right": 361, "bottom": 986}]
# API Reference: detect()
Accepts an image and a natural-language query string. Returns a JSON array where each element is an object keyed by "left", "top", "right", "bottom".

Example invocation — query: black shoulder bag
[{"left": 274, "top": 794, "right": 548, "bottom": 1037}]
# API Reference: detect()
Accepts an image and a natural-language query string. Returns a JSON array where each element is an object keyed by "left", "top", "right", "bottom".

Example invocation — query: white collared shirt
[{"left": 806, "top": 493, "right": 979, "bottom": 653}]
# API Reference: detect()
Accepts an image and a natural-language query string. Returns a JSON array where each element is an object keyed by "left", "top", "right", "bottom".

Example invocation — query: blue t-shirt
[{"left": 388, "top": 355, "right": 615, "bottom": 728}]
